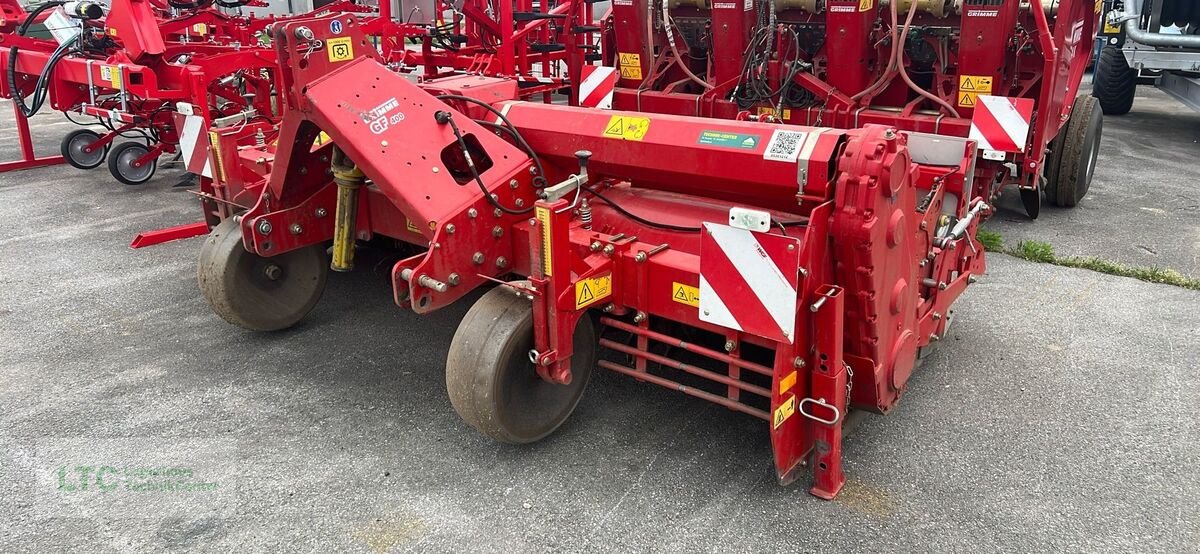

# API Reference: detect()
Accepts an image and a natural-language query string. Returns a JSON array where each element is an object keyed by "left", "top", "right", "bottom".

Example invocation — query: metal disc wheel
[
  {"left": 197, "top": 217, "right": 328, "bottom": 332},
  {"left": 107, "top": 141, "right": 157, "bottom": 185},
  {"left": 1020, "top": 186, "right": 1041, "bottom": 220},
  {"left": 60, "top": 129, "right": 108, "bottom": 169},
  {"left": 446, "top": 282, "right": 597, "bottom": 444}
]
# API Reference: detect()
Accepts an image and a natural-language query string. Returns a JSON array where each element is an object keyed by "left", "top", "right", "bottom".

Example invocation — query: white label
[
  {"left": 829, "top": 5, "right": 856, "bottom": 12},
  {"left": 45, "top": 9, "right": 78, "bottom": 44},
  {"left": 176, "top": 102, "right": 196, "bottom": 116},
  {"left": 763, "top": 129, "right": 808, "bottom": 163}
]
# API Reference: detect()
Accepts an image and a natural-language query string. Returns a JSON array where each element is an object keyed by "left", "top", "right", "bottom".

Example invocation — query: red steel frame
[{"left": 193, "top": 16, "right": 988, "bottom": 498}]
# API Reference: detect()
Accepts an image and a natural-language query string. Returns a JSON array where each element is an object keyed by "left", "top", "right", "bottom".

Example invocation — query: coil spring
[{"left": 579, "top": 198, "right": 592, "bottom": 230}]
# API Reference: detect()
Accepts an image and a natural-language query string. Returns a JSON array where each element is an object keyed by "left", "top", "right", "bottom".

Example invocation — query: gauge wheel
[
  {"left": 60, "top": 129, "right": 109, "bottom": 170},
  {"left": 197, "top": 217, "right": 329, "bottom": 332},
  {"left": 107, "top": 141, "right": 158, "bottom": 185},
  {"left": 446, "top": 281, "right": 597, "bottom": 444}
]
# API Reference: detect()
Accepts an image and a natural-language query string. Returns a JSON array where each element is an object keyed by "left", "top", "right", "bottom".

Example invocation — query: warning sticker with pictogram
[
  {"left": 618, "top": 52, "right": 643, "bottom": 80},
  {"left": 575, "top": 274, "right": 612, "bottom": 309},
  {"left": 958, "top": 75, "right": 993, "bottom": 107},
  {"left": 327, "top": 37, "right": 354, "bottom": 63},
  {"left": 773, "top": 396, "right": 796, "bottom": 429},
  {"left": 858, "top": 0, "right": 873, "bottom": 10},
  {"left": 671, "top": 282, "right": 700, "bottom": 307},
  {"left": 602, "top": 115, "right": 651, "bottom": 141}
]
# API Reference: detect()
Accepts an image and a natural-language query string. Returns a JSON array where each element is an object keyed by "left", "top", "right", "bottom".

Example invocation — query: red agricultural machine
[{"left": 184, "top": 0, "right": 1097, "bottom": 499}]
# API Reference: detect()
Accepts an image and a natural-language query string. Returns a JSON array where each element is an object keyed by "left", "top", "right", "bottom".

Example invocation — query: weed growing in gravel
[{"left": 975, "top": 234, "right": 1200, "bottom": 291}]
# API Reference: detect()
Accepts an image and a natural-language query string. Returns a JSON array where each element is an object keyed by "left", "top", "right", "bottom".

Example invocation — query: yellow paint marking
[{"left": 535, "top": 206, "right": 553, "bottom": 276}]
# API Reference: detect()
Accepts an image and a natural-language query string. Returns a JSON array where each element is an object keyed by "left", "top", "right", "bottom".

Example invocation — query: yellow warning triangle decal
[
  {"left": 958, "top": 92, "right": 976, "bottom": 107},
  {"left": 673, "top": 287, "right": 691, "bottom": 302},
  {"left": 577, "top": 282, "right": 595, "bottom": 304},
  {"left": 961, "top": 77, "right": 976, "bottom": 91},
  {"left": 605, "top": 118, "right": 624, "bottom": 135}
]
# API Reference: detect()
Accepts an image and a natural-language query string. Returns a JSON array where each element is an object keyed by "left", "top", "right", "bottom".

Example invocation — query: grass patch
[
  {"left": 975, "top": 229, "right": 1005, "bottom": 252},
  {"left": 976, "top": 234, "right": 1200, "bottom": 290}
]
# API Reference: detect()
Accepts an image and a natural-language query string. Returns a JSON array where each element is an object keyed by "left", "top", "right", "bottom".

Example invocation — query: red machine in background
[{"left": 599, "top": 0, "right": 1102, "bottom": 217}]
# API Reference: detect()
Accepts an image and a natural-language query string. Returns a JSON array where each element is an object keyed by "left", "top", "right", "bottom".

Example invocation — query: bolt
[
  {"left": 938, "top": 282, "right": 947, "bottom": 290},
  {"left": 884, "top": 129, "right": 897, "bottom": 140},
  {"left": 492, "top": 226, "right": 504, "bottom": 238},
  {"left": 381, "top": 140, "right": 389, "bottom": 147},
  {"left": 529, "top": 218, "right": 537, "bottom": 227},
  {"left": 794, "top": 357, "right": 806, "bottom": 368},
  {"left": 467, "top": 208, "right": 478, "bottom": 219},
  {"left": 509, "top": 179, "right": 519, "bottom": 189},
  {"left": 724, "top": 340, "right": 735, "bottom": 352},
  {"left": 432, "top": 167, "right": 440, "bottom": 173},
  {"left": 445, "top": 224, "right": 456, "bottom": 234},
  {"left": 495, "top": 256, "right": 508, "bottom": 269},
  {"left": 515, "top": 198, "right": 525, "bottom": 208},
  {"left": 919, "top": 221, "right": 927, "bottom": 230},
  {"left": 798, "top": 267, "right": 809, "bottom": 278},
  {"left": 263, "top": 264, "right": 282, "bottom": 281},
  {"left": 968, "top": 275, "right": 978, "bottom": 284},
  {"left": 933, "top": 312, "right": 942, "bottom": 320},
  {"left": 633, "top": 312, "right": 646, "bottom": 323},
  {"left": 256, "top": 220, "right": 272, "bottom": 235},
  {"left": 447, "top": 273, "right": 461, "bottom": 286},
  {"left": 541, "top": 356, "right": 552, "bottom": 366},
  {"left": 930, "top": 334, "right": 941, "bottom": 342},
  {"left": 602, "top": 303, "right": 614, "bottom": 312},
  {"left": 315, "top": 207, "right": 327, "bottom": 218},
  {"left": 602, "top": 244, "right": 615, "bottom": 256},
  {"left": 472, "top": 252, "right": 485, "bottom": 265},
  {"left": 529, "top": 166, "right": 538, "bottom": 175},
  {"left": 590, "top": 241, "right": 602, "bottom": 252},
  {"left": 493, "top": 208, "right": 503, "bottom": 218},
  {"left": 635, "top": 252, "right": 647, "bottom": 263},
  {"left": 289, "top": 223, "right": 303, "bottom": 235},
  {"left": 787, "top": 244, "right": 795, "bottom": 251}
]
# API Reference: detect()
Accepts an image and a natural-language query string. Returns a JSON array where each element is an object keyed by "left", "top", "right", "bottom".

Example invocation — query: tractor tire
[
  {"left": 1093, "top": 46, "right": 1136, "bottom": 116},
  {"left": 197, "top": 217, "right": 328, "bottom": 331},
  {"left": 1048, "top": 95, "right": 1103, "bottom": 208},
  {"left": 60, "top": 129, "right": 108, "bottom": 169},
  {"left": 446, "top": 282, "right": 597, "bottom": 444},
  {"left": 107, "top": 141, "right": 158, "bottom": 185}
]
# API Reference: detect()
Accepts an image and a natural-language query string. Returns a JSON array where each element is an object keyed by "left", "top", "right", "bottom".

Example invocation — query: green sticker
[{"left": 698, "top": 130, "right": 761, "bottom": 149}]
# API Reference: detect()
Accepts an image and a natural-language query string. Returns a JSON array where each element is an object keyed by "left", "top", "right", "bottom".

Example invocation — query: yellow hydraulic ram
[{"left": 330, "top": 147, "right": 365, "bottom": 272}]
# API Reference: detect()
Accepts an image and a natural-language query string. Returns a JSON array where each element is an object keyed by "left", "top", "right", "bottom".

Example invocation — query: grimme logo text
[{"left": 55, "top": 465, "right": 219, "bottom": 493}]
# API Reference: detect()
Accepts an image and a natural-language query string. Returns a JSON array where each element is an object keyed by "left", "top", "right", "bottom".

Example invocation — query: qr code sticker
[{"left": 763, "top": 129, "right": 808, "bottom": 162}]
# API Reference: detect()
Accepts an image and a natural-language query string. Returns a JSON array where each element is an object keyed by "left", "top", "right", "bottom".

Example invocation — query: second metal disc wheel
[
  {"left": 197, "top": 217, "right": 329, "bottom": 332},
  {"left": 107, "top": 141, "right": 158, "bottom": 185},
  {"left": 446, "top": 282, "right": 597, "bottom": 444},
  {"left": 60, "top": 129, "right": 109, "bottom": 169}
]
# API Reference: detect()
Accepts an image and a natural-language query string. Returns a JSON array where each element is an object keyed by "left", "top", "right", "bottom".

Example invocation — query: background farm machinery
[{"left": 0, "top": 0, "right": 600, "bottom": 182}]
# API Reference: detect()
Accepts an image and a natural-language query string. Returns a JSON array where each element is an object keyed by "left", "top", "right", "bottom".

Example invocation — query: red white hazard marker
[
  {"left": 699, "top": 222, "right": 801, "bottom": 344},
  {"left": 578, "top": 66, "right": 618, "bottom": 109},
  {"left": 173, "top": 103, "right": 212, "bottom": 178},
  {"left": 968, "top": 95, "right": 1034, "bottom": 153}
]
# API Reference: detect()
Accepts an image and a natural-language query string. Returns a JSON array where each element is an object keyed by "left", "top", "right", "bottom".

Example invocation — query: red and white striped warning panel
[
  {"left": 173, "top": 104, "right": 212, "bottom": 178},
  {"left": 968, "top": 95, "right": 1034, "bottom": 153},
  {"left": 699, "top": 222, "right": 801, "bottom": 344},
  {"left": 578, "top": 66, "right": 618, "bottom": 109}
]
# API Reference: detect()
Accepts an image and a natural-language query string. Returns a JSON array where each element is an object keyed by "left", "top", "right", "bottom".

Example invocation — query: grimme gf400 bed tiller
[{"left": 192, "top": 0, "right": 1097, "bottom": 497}]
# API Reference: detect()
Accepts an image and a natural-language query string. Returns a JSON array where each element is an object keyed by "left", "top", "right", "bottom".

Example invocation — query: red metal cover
[{"left": 699, "top": 222, "right": 801, "bottom": 344}]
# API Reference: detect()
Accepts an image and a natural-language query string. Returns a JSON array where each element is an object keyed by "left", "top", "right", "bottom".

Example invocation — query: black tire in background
[
  {"left": 1093, "top": 46, "right": 1136, "bottom": 116},
  {"left": 1049, "top": 95, "right": 1103, "bottom": 208}
]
